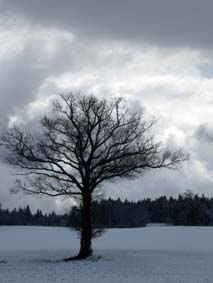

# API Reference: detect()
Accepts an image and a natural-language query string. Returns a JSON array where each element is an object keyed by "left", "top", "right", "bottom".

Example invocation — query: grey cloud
[
  {"left": 197, "top": 64, "right": 213, "bottom": 79},
  {"left": 0, "top": 59, "right": 44, "bottom": 125},
  {"left": 105, "top": 160, "right": 213, "bottom": 201},
  {"left": 194, "top": 124, "right": 213, "bottom": 172},
  {"left": 0, "top": 28, "right": 80, "bottom": 129},
  {"left": 1, "top": 0, "right": 213, "bottom": 211},
  {"left": 0, "top": 43, "right": 49, "bottom": 129},
  {"left": 2, "top": 0, "right": 213, "bottom": 48},
  {"left": 195, "top": 124, "right": 213, "bottom": 142}
]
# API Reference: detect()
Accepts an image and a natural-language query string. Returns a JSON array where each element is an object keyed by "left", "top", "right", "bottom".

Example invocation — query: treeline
[
  {"left": 69, "top": 192, "right": 213, "bottom": 228},
  {"left": 0, "top": 205, "right": 68, "bottom": 226},
  {"left": 1, "top": 192, "right": 213, "bottom": 227}
]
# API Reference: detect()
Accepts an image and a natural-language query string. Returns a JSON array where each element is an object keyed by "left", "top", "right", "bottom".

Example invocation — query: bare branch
[{"left": 0, "top": 92, "right": 187, "bottom": 198}]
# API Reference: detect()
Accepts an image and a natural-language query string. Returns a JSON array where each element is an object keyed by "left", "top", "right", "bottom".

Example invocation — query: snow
[{"left": 1, "top": 226, "right": 213, "bottom": 282}]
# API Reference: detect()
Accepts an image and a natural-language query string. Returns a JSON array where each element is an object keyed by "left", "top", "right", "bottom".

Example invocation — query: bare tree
[{"left": 0, "top": 93, "right": 187, "bottom": 260}]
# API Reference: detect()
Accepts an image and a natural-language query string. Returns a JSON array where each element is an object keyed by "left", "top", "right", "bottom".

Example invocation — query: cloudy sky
[{"left": 1, "top": 0, "right": 213, "bottom": 212}]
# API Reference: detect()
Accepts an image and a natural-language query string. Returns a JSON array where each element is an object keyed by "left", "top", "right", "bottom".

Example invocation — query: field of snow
[{"left": 1, "top": 226, "right": 213, "bottom": 283}]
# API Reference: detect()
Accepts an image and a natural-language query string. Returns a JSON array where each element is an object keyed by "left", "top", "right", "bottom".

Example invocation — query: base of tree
[
  {"left": 63, "top": 254, "right": 91, "bottom": 261},
  {"left": 64, "top": 253, "right": 102, "bottom": 262},
  {"left": 64, "top": 255, "right": 83, "bottom": 261}
]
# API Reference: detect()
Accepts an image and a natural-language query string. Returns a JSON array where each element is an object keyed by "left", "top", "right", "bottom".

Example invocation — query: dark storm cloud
[{"left": 1, "top": 0, "right": 213, "bottom": 48}]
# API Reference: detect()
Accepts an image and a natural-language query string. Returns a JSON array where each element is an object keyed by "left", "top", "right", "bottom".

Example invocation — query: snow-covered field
[{"left": 1, "top": 226, "right": 213, "bottom": 283}]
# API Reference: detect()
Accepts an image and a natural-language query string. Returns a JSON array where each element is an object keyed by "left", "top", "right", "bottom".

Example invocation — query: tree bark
[{"left": 77, "top": 192, "right": 92, "bottom": 259}]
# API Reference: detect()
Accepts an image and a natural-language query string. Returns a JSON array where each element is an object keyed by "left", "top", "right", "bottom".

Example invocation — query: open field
[{"left": 1, "top": 226, "right": 213, "bottom": 283}]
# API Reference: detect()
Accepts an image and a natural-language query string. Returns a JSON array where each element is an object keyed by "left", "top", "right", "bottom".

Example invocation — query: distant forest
[{"left": 1, "top": 191, "right": 213, "bottom": 228}]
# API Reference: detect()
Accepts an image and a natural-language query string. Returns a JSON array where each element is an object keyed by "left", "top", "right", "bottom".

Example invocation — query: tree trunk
[{"left": 77, "top": 193, "right": 92, "bottom": 259}]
